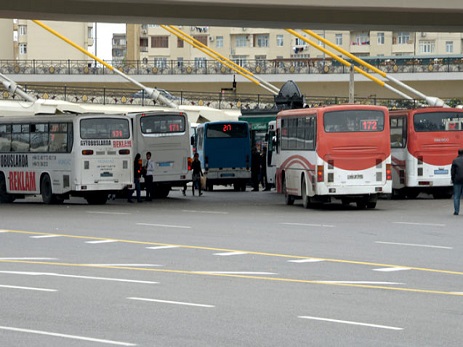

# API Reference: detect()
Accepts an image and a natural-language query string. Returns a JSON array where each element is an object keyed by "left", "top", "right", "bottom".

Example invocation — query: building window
[
  {"left": 377, "top": 32, "right": 385, "bottom": 45},
  {"left": 194, "top": 57, "right": 206, "bottom": 68},
  {"left": 154, "top": 57, "right": 167, "bottom": 68},
  {"left": 216, "top": 36, "right": 224, "bottom": 48},
  {"left": 151, "top": 36, "right": 169, "bottom": 48},
  {"left": 18, "top": 25, "right": 27, "bottom": 36},
  {"left": 236, "top": 35, "right": 247, "bottom": 48},
  {"left": 335, "top": 34, "right": 342, "bottom": 46},
  {"left": 295, "top": 37, "right": 305, "bottom": 46},
  {"left": 419, "top": 40, "right": 435, "bottom": 53},
  {"left": 19, "top": 43, "right": 27, "bottom": 55},
  {"left": 397, "top": 32, "right": 410, "bottom": 44},
  {"left": 193, "top": 35, "right": 208, "bottom": 45},
  {"left": 446, "top": 41, "right": 454, "bottom": 53},
  {"left": 276, "top": 35, "right": 284, "bottom": 47},
  {"left": 232, "top": 55, "right": 247, "bottom": 67},
  {"left": 177, "top": 38, "right": 184, "bottom": 48},
  {"left": 256, "top": 34, "right": 269, "bottom": 47},
  {"left": 354, "top": 32, "right": 370, "bottom": 45}
]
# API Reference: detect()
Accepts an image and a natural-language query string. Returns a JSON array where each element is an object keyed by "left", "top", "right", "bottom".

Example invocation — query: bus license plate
[
  {"left": 158, "top": 162, "right": 173, "bottom": 167},
  {"left": 434, "top": 169, "right": 448, "bottom": 175},
  {"left": 220, "top": 173, "right": 235, "bottom": 177}
]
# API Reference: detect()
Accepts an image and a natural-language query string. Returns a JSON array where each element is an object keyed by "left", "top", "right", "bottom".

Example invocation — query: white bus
[
  {"left": 128, "top": 110, "right": 192, "bottom": 198},
  {"left": 275, "top": 104, "right": 392, "bottom": 209},
  {"left": 0, "top": 113, "right": 133, "bottom": 204}
]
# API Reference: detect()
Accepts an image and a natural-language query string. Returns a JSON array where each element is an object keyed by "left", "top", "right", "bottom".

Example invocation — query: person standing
[
  {"left": 451, "top": 148, "right": 463, "bottom": 215},
  {"left": 191, "top": 152, "right": 203, "bottom": 196},
  {"left": 129, "top": 153, "right": 143, "bottom": 203},
  {"left": 251, "top": 146, "right": 260, "bottom": 191},
  {"left": 144, "top": 151, "right": 154, "bottom": 201}
]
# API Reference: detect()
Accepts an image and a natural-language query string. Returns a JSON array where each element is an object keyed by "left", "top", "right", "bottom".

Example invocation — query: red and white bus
[
  {"left": 390, "top": 107, "right": 463, "bottom": 199},
  {"left": 275, "top": 104, "right": 392, "bottom": 209},
  {"left": 0, "top": 113, "right": 133, "bottom": 204}
]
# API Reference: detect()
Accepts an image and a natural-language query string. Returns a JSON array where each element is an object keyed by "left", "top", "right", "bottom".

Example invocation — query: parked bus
[
  {"left": 128, "top": 110, "right": 192, "bottom": 198},
  {"left": 390, "top": 107, "right": 463, "bottom": 199},
  {"left": 0, "top": 113, "right": 133, "bottom": 204},
  {"left": 195, "top": 121, "right": 251, "bottom": 191},
  {"left": 275, "top": 104, "right": 392, "bottom": 209}
]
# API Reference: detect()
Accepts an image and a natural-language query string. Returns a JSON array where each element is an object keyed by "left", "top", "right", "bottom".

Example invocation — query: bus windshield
[
  {"left": 206, "top": 123, "right": 248, "bottom": 138},
  {"left": 80, "top": 118, "right": 130, "bottom": 139},
  {"left": 140, "top": 115, "right": 185, "bottom": 134},
  {"left": 414, "top": 112, "right": 463, "bottom": 132},
  {"left": 324, "top": 110, "right": 385, "bottom": 133}
]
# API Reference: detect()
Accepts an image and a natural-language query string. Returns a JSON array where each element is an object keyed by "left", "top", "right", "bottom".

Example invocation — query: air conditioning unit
[
  {"left": 209, "top": 36, "right": 214, "bottom": 42},
  {"left": 142, "top": 29, "right": 147, "bottom": 34}
]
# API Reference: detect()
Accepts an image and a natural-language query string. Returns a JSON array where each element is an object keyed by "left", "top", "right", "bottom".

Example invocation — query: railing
[{"left": 1, "top": 56, "right": 463, "bottom": 76}]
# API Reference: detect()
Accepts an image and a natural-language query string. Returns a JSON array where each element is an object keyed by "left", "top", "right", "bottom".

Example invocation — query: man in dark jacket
[{"left": 451, "top": 148, "right": 463, "bottom": 215}]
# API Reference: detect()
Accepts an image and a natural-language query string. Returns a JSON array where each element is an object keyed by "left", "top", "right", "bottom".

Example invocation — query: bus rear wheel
[
  {"left": 283, "top": 176, "right": 294, "bottom": 205},
  {"left": 41, "top": 174, "right": 63, "bottom": 204},
  {"left": 0, "top": 172, "right": 15, "bottom": 203},
  {"left": 301, "top": 177, "right": 310, "bottom": 209}
]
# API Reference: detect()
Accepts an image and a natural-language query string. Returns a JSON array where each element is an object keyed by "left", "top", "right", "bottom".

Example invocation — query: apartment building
[
  {"left": 12, "top": 20, "right": 94, "bottom": 61},
  {"left": 125, "top": 25, "right": 463, "bottom": 64}
]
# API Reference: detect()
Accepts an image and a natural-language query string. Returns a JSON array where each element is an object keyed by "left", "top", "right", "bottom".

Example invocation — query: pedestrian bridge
[{"left": 1, "top": 1, "right": 463, "bottom": 32}]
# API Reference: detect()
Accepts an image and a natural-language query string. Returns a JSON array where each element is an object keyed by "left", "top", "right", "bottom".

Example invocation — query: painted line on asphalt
[
  {"left": 0, "top": 257, "right": 58, "bottom": 260},
  {"left": 298, "top": 316, "right": 403, "bottom": 330},
  {"left": 85, "top": 264, "right": 162, "bottom": 267},
  {"left": 0, "top": 230, "right": 10, "bottom": 233},
  {"left": 137, "top": 223, "right": 191, "bottom": 229},
  {"left": 288, "top": 258, "right": 324, "bottom": 263},
  {"left": 146, "top": 245, "right": 179, "bottom": 250},
  {"left": 318, "top": 281, "right": 405, "bottom": 285},
  {"left": 281, "top": 223, "right": 335, "bottom": 228},
  {"left": 376, "top": 241, "right": 452, "bottom": 250},
  {"left": 30, "top": 235, "right": 61, "bottom": 239},
  {"left": 199, "top": 271, "right": 277, "bottom": 275},
  {"left": 213, "top": 251, "right": 248, "bottom": 256},
  {"left": 0, "top": 284, "right": 56, "bottom": 292},
  {"left": 0, "top": 271, "right": 158, "bottom": 284},
  {"left": 128, "top": 297, "right": 214, "bottom": 308},
  {"left": 373, "top": 267, "right": 411, "bottom": 272},
  {"left": 85, "top": 240, "right": 118, "bottom": 244},
  {"left": 182, "top": 209, "right": 228, "bottom": 214},
  {"left": 0, "top": 326, "right": 136, "bottom": 346},
  {"left": 2, "top": 229, "right": 463, "bottom": 277},
  {"left": 392, "top": 222, "right": 445, "bottom": 227},
  {"left": 87, "top": 211, "right": 131, "bottom": 215}
]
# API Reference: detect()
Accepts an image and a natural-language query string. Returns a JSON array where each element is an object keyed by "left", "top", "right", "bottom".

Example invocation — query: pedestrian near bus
[
  {"left": 144, "top": 151, "right": 154, "bottom": 201},
  {"left": 191, "top": 152, "right": 203, "bottom": 196},
  {"left": 128, "top": 153, "right": 143, "bottom": 203},
  {"left": 451, "top": 148, "right": 463, "bottom": 215}
]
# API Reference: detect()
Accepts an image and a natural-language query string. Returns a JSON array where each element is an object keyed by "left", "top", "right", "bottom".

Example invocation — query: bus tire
[
  {"left": 283, "top": 176, "right": 294, "bottom": 205},
  {"left": 85, "top": 192, "right": 108, "bottom": 205},
  {"left": 206, "top": 182, "right": 214, "bottom": 191},
  {"left": 154, "top": 185, "right": 170, "bottom": 198},
  {"left": 366, "top": 201, "right": 377, "bottom": 209},
  {"left": 41, "top": 174, "right": 54, "bottom": 204},
  {"left": 301, "top": 177, "right": 310, "bottom": 209},
  {"left": 356, "top": 201, "right": 367, "bottom": 209},
  {"left": 0, "top": 172, "right": 15, "bottom": 203}
]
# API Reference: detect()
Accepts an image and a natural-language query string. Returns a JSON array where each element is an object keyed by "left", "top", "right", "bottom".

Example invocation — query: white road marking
[
  {"left": 0, "top": 284, "right": 56, "bottom": 292},
  {"left": 392, "top": 221, "right": 445, "bottom": 227},
  {"left": 0, "top": 230, "right": 10, "bottom": 233},
  {"left": 30, "top": 235, "right": 61, "bottom": 239},
  {"left": 0, "top": 257, "right": 58, "bottom": 260},
  {"left": 128, "top": 297, "right": 214, "bottom": 308},
  {"left": 199, "top": 271, "right": 277, "bottom": 275},
  {"left": 288, "top": 258, "right": 324, "bottom": 263},
  {"left": 318, "top": 281, "right": 405, "bottom": 285},
  {"left": 281, "top": 222, "right": 335, "bottom": 228},
  {"left": 298, "top": 316, "right": 403, "bottom": 330},
  {"left": 146, "top": 245, "right": 179, "bottom": 250},
  {"left": 0, "top": 326, "right": 136, "bottom": 346},
  {"left": 373, "top": 267, "right": 411, "bottom": 272},
  {"left": 182, "top": 209, "right": 228, "bottom": 214},
  {"left": 85, "top": 264, "right": 162, "bottom": 267},
  {"left": 375, "top": 241, "right": 452, "bottom": 249},
  {"left": 85, "top": 240, "right": 118, "bottom": 244},
  {"left": 0, "top": 271, "right": 158, "bottom": 284},
  {"left": 137, "top": 223, "right": 191, "bottom": 229},
  {"left": 87, "top": 211, "right": 131, "bottom": 215},
  {"left": 213, "top": 251, "right": 248, "bottom": 256}
]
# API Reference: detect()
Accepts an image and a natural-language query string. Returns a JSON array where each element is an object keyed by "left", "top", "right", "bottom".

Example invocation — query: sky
[{"left": 91, "top": 23, "right": 126, "bottom": 61}]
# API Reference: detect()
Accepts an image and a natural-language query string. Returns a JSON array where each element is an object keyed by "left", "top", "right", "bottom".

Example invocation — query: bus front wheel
[{"left": 0, "top": 172, "right": 15, "bottom": 203}]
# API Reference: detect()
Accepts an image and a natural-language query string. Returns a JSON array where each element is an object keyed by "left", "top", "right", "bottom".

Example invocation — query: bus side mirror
[{"left": 190, "top": 136, "right": 195, "bottom": 146}]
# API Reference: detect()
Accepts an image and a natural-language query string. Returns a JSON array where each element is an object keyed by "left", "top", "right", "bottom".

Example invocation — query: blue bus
[{"left": 195, "top": 121, "right": 251, "bottom": 191}]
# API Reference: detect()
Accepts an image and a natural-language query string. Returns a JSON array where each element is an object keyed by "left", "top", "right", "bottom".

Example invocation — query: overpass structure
[{"left": 1, "top": 1, "right": 463, "bottom": 32}]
